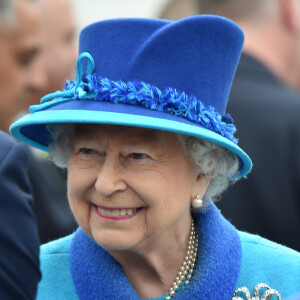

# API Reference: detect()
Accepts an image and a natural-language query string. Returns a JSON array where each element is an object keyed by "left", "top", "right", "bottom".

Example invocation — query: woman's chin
[{"left": 91, "top": 231, "right": 139, "bottom": 252}]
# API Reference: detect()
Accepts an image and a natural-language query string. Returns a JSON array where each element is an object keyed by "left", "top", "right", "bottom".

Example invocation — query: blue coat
[
  {"left": 0, "top": 131, "right": 41, "bottom": 299},
  {"left": 37, "top": 203, "right": 300, "bottom": 300}
]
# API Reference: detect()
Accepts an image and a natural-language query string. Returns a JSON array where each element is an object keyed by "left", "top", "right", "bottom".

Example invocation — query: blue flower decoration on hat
[{"left": 32, "top": 52, "right": 238, "bottom": 144}]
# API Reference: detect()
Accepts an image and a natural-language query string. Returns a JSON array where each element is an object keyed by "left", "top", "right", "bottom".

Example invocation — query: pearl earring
[{"left": 192, "top": 194, "right": 203, "bottom": 208}]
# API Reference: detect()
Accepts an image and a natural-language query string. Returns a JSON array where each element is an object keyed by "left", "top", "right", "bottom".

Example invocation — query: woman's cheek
[
  {"left": 68, "top": 158, "right": 99, "bottom": 194},
  {"left": 67, "top": 185, "right": 92, "bottom": 235},
  {"left": 136, "top": 164, "right": 176, "bottom": 184}
]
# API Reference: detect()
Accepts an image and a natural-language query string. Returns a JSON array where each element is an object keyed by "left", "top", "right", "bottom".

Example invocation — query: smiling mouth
[{"left": 94, "top": 205, "right": 142, "bottom": 219}]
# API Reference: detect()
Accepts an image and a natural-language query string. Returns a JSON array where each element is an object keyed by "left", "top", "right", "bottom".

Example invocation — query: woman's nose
[{"left": 94, "top": 157, "right": 127, "bottom": 197}]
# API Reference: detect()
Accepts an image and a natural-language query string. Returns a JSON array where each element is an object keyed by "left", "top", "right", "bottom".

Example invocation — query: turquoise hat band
[{"left": 10, "top": 108, "right": 252, "bottom": 179}]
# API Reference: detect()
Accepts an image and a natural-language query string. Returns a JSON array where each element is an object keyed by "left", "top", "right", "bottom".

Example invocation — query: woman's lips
[{"left": 94, "top": 205, "right": 142, "bottom": 220}]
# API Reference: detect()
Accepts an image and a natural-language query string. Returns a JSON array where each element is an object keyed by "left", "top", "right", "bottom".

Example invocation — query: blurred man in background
[
  {"left": 25, "top": 0, "right": 78, "bottom": 244},
  {"left": 0, "top": 0, "right": 41, "bottom": 298},
  {"left": 197, "top": 0, "right": 300, "bottom": 251},
  {"left": 198, "top": 0, "right": 300, "bottom": 90},
  {"left": 0, "top": 0, "right": 46, "bottom": 132},
  {"left": 0, "top": 0, "right": 78, "bottom": 244},
  {"left": 27, "top": 0, "right": 77, "bottom": 107}
]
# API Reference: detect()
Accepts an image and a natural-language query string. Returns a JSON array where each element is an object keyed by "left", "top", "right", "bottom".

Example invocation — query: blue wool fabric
[
  {"left": 78, "top": 17, "right": 243, "bottom": 115},
  {"left": 36, "top": 203, "right": 300, "bottom": 300}
]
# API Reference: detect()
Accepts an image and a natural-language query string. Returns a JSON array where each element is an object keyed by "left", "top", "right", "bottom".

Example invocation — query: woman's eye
[
  {"left": 77, "top": 148, "right": 102, "bottom": 160},
  {"left": 130, "top": 153, "right": 149, "bottom": 160},
  {"left": 79, "top": 148, "right": 96, "bottom": 155}
]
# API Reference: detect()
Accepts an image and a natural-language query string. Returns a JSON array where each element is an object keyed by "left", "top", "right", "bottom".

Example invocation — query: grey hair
[
  {"left": 176, "top": 134, "right": 239, "bottom": 207},
  {"left": 46, "top": 124, "right": 239, "bottom": 206},
  {"left": 47, "top": 123, "right": 74, "bottom": 168},
  {"left": 197, "top": 0, "right": 276, "bottom": 23}
]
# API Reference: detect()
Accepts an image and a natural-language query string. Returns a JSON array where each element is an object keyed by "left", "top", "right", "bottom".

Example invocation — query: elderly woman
[{"left": 10, "top": 15, "right": 300, "bottom": 300}]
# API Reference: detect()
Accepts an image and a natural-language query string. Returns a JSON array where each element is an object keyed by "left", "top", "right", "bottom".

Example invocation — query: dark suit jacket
[
  {"left": 0, "top": 131, "right": 41, "bottom": 299},
  {"left": 217, "top": 54, "right": 300, "bottom": 251}
]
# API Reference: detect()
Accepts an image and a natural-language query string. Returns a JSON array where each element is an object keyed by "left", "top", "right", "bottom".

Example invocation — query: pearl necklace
[{"left": 165, "top": 219, "right": 198, "bottom": 300}]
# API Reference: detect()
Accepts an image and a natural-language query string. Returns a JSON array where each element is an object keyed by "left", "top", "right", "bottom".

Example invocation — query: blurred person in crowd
[
  {"left": 25, "top": 0, "right": 78, "bottom": 244},
  {"left": 0, "top": 6, "right": 42, "bottom": 297},
  {"left": 0, "top": 130, "right": 40, "bottom": 300},
  {"left": 0, "top": 0, "right": 77, "bottom": 244},
  {"left": 0, "top": 0, "right": 46, "bottom": 133},
  {"left": 197, "top": 0, "right": 300, "bottom": 251},
  {"left": 28, "top": 0, "right": 77, "bottom": 107}
]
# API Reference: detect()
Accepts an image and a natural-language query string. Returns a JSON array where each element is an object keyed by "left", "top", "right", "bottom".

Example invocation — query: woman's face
[{"left": 67, "top": 124, "right": 209, "bottom": 252}]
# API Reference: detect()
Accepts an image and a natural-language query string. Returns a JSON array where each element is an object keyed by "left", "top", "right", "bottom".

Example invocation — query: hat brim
[{"left": 10, "top": 100, "right": 252, "bottom": 179}]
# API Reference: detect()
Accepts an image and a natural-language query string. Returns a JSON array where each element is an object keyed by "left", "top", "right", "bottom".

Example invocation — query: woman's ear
[{"left": 192, "top": 175, "right": 211, "bottom": 199}]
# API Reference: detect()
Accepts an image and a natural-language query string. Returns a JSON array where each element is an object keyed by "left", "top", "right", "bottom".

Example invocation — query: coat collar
[{"left": 70, "top": 203, "right": 241, "bottom": 299}]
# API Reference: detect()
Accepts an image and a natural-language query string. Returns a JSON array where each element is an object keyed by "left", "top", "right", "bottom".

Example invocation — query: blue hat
[{"left": 10, "top": 15, "right": 252, "bottom": 178}]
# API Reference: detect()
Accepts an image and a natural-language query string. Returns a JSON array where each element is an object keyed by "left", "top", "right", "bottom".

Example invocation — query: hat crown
[
  {"left": 79, "top": 15, "right": 244, "bottom": 115},
  {"left": 9, "top": 15, "right": 252, "bottom": 179}
]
